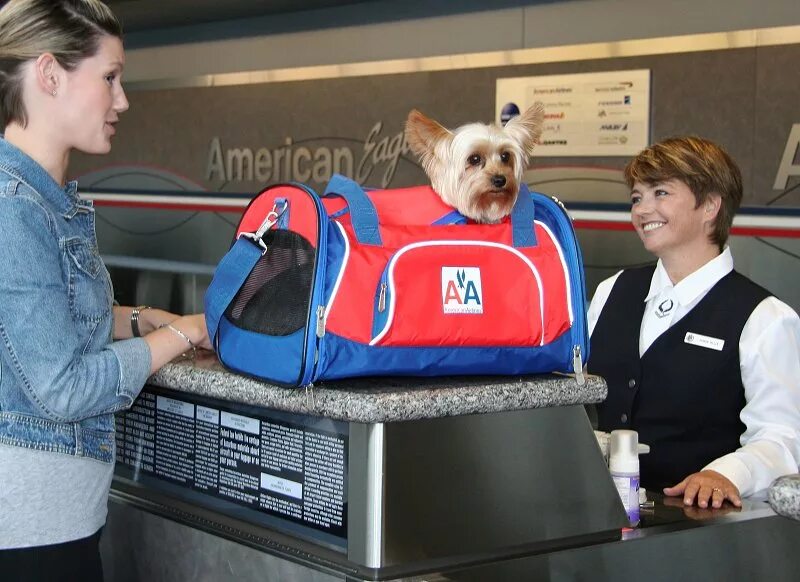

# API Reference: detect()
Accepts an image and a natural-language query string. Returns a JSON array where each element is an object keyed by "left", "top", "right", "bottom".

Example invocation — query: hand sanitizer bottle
[{"left": 609, "top": 429, "right": 640, "bottom": 526}]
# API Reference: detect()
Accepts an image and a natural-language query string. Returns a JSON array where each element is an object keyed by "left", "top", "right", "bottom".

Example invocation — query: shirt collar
[
  {"left": 0, "top": 137, "right": 84, "bottom": 217},
  {"left": 645, "top": 248, "right": 734, "bottom": 306}
]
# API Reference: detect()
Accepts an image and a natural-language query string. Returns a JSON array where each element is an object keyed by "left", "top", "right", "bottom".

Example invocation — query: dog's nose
[{"left": 491, "top": 175, "right": 506, "bottom": 188}]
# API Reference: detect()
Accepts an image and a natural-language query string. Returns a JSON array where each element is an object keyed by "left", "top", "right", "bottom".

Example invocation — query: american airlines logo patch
[{"left": 441, "top": 267, "right": 483, "bottom": 314}]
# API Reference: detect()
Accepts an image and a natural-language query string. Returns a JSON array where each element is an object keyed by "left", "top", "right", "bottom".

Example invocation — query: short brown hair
[
  {"left": 0, "top": 0, "right": 122, "bottom": 128},
  {"left": 624, "top": 136, "right": 742, "bottom": 250}
]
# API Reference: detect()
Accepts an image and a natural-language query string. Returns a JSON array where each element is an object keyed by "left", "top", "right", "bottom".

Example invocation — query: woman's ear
[
  {"left": 34, "top": 53, "right": 61, "bottom": 97},
  {"left": 704, "top": 193, "right": 722, "bottom": 223}
]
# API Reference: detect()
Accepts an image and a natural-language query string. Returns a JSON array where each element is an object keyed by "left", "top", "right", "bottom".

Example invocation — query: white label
[
  {"left": 684, "top": 332, "right": 725, "bottom": 351},
  {"left": 221, "top": 411, "right": 260, "bottom": 435},
  {"left": 196, "top": 406, "right": 220, "bottom": 425},
  {"left": 612, "top": 474, "right": 639, "bottom": 512},
  {"left": 261, "top": 473, "right": 303, "bottom": 500},
  {"left": 156, "top": 395, "right": 195, "bottom": 419},
  {"left": 441, "top": 267, "right": 483, "bottom": 314}
]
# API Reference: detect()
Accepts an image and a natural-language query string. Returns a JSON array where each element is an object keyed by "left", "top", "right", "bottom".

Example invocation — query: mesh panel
[{"left": 226, "top": 230, "right": 315, "bottom": 336}]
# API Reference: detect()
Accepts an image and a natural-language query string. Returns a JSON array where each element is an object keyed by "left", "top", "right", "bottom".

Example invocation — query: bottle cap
[{"left": 609, "top": 429, "right": 640, "bottom": 474}]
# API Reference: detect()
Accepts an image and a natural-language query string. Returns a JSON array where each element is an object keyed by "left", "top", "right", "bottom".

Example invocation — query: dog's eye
[
  {"left": 500, "top": 152, "right": 511, "bottom": 163},
  {"left": 468, "top": 154, "right": 483, "bottom": 166}
]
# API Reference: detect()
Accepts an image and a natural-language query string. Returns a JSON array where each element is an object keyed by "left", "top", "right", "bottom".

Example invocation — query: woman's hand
[
  {"left": 663, "top": 469, "right": 741, "bottom": 509},
  {"left": 145, "top": 313, "right": 212, "bottom": 373},
  {"left": 175, "top": 313, "right": 212, "bottom": 351},
  {"left": 136, "top": 308, "right": 180, "bottom": 336}
]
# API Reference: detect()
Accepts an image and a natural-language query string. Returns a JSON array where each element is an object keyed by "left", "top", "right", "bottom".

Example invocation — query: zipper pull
[
  {"left": 378, "top": 282, "right": 387, "bottom": 313},
  {"left": 573, "top": 345, "right": 586, "bottom": 386},
  {"left": 315, "top": 305, "right": 326, "bottom": 338},
  {"left": 550, "top": 195, "right": 573, "bottom": 220}
]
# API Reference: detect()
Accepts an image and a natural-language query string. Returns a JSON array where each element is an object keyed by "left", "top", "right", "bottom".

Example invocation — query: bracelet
[
  {"left": 130, "top": 306, "right": 151, "bottom": 337},
  {"left": 161, "top": 323, "right": 196, "bottom": 357}
]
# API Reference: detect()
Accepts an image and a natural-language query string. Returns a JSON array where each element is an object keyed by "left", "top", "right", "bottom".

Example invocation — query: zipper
[
  {"left": 378, "top": 282, "right": 387, "bottom": 312},
  {"left": 538, "top": 193, "right": 590, "bottom": 368},
  {"left": 573, "top": 345, "right": 586, "bottom": 386},
  {"left": 300, "top": 186, "right": 329, "bottom": 386},
  {"left": 315, "top": 305, "right": 326, "bottom": 338}
]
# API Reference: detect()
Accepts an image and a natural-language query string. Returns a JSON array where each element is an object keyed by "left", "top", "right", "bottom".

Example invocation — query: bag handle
[
  {"left": 323, "top": 174, "right": 382, "bottom": 245},
  {"left": 511, "top": 183, "right": 538, "bottom": 248},
  {"left": 430, "top": 184, "right": 538, "bottom": 247},
  {"left": 323, "top": 174, "right": 537, "bottom": 248},
  {"left": 204, "top": 236, "right": 263, "bottom": 347}
]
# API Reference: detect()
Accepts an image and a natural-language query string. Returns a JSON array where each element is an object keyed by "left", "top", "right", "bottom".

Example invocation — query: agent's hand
[
  {"left": 663, "top": 470, "right": 741, "bottom": 509},
  {"left": 662, "top": 494, "right": 742, "bottom": 520}
]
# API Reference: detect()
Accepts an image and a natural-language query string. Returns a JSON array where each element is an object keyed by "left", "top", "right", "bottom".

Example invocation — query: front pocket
[
  {"left": 370, "top": 241, "right": 553, "bottom": 347},
  {"left": 63, "top": 237, "right": 110, "bottom": 322}
]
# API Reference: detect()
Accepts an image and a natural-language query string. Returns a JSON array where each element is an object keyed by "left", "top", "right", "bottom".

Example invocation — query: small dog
[{"left": 405, "top": 103, "right": 544, "bottom": 223}]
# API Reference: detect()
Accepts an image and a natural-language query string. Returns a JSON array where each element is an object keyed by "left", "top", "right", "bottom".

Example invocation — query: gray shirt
[{"left": 0, "top": 443, "right": 112, "bottom": 548}]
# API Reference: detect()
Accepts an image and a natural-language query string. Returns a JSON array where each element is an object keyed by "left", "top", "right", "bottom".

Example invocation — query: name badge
[{"left": 684, "top": 332, "right": 725, "bottom": 351}]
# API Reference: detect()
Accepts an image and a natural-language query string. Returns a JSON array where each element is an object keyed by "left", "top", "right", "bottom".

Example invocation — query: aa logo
[{"left": 441, "top": 267, "right": 483, "bottom": 314}]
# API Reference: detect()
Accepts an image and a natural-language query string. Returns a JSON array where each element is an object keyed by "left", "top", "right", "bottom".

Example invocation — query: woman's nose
[{"left": 115, "top": 86, "right": 129, "bottom": 113}]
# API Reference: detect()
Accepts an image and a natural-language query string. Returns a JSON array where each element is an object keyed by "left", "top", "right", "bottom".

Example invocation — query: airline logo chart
[{"left": 496, "top": 69, "right": 651, "bottom": 156}]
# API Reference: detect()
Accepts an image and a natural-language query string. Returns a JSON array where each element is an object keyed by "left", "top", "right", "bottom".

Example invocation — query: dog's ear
[
  {"left": 405, "top": 109, "right": 451, "bottom": 164},
  {"left": 503, "top": 102, "right": 545, "bottom": 158}
]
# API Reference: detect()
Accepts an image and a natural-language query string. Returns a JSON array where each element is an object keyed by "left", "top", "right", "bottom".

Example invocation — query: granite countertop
[
  {"left": 146, "top": 351, "right": 606, "bottom": 423},
  {"left": 768, "top": 475, "right": 800, "bottom": 522}
]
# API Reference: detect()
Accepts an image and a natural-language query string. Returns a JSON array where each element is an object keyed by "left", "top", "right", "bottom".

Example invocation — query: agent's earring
[{"left": 51, "top": 89, "right": 57, "bottom": 97}]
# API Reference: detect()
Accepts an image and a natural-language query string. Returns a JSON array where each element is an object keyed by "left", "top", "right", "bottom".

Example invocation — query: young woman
[
  {"left": 0, "top": 1, "right": 211, "bottom": 579},
  {"left": 588, "top": 136, "right": 800, "bottom": 510}
]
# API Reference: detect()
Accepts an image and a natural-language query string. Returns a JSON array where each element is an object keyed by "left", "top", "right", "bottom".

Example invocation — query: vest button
[
  {"left": 621, "top": 413, "right": 628, "bottom": 423},
  {"left": 628, "top": 379, "right": 636, "bottom": 388}
]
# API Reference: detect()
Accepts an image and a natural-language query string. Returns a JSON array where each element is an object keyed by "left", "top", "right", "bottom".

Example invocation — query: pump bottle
[{"left": 609, "top": 429, "right": 640, "bottom": 526}]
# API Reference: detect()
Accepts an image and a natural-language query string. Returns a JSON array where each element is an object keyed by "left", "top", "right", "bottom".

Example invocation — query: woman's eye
[
  {"left": 655, "top": 189, "right": 668, "bottom": 197},
  {"left": 105, "top": 74, "right": 116, "bottom": 85},
  {"left": 631, "top": 196, "right": 641, "bottom": 205},
  {"left": 500, "top": 152, "right": 511, "bottom": 163},
  {"left": 468, "top": 154, "right": 483, "bottom": 166}
]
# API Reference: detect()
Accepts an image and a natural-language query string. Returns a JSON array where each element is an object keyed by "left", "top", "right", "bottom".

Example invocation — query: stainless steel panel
[
  {"left": 373, "top": 405, "right": 628, "bottom": 570},
  {"left": 347, "top": 422, "right": 387, "bottom": 568}
]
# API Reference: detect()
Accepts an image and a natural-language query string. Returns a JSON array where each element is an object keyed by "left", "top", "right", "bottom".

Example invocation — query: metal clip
[{"left": 236, "top": 200, "right": 288, "bottom": 255}]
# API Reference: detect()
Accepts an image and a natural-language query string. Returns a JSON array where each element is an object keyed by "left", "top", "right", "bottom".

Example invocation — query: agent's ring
[{"left": 712, "top": 487, "right": 723, "bottom": 494}]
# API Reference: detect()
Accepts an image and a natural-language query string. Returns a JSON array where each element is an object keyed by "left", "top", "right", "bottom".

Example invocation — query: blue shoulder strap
[
  {"left": 204, "top": 237, "right": 263, "bottom": 345},
  {"left": 323, "top": 174, "right": 382, "bottom": 245}
]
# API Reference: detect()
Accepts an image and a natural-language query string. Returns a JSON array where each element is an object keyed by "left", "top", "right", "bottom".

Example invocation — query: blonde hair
[
  {"left": 0, "top": 0, "right": 122, "bottom": 128},
  {"left": 624, "top": 136, "right": 743, "bottom": 250}
]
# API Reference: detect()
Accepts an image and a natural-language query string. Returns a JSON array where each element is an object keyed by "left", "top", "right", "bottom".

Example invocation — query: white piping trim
[
  {"left": 325, "top": 222, "right": 351, "bottom": 321},
  {"left": 535, "top": 220, "right": 574, "bottom": 325}
]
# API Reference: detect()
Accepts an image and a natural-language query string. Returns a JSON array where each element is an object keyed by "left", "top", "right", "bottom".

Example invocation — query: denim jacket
[{"left": 0, "top": 138, "right": 151, "bottom": 463}]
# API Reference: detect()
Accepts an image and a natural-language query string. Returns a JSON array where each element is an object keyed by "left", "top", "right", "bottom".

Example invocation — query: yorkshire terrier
[{"left": 405, "top": 103, "right": 544, "bottom": 223}]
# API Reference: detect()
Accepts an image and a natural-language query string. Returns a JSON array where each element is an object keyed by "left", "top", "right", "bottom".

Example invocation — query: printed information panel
[
  {"left": 496, "top": 69, "right": 651, "bottom": 156},
  {"left": 115, "top": 386, "right": 348, "bottom": 549}
]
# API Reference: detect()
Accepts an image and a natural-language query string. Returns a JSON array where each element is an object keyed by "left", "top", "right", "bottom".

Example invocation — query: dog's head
[{"left": 405, "top": 103, "right": 544, "bottom": 223}]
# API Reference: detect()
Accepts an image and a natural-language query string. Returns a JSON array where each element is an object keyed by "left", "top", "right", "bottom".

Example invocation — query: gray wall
[{"left": 123, "top": 0, "right": 800, "bottom": 82}]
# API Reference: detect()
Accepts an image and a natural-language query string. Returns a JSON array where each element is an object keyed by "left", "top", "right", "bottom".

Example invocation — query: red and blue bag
[{"left": 204, "top": 174, "right": 588, "bottom": 387}]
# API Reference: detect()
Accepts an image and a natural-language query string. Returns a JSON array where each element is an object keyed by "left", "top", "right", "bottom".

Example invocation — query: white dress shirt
[{"left": 587, "top": 248, "right": 800, "bottom": 496}]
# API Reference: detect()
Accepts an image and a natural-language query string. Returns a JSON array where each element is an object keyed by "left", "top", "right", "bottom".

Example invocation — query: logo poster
[{"left": 496, "top": 69, "right": 651, "bottom": 156}]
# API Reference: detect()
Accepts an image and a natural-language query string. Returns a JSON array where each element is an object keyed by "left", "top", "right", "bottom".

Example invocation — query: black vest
[{"left": 590, "top": 266, "right": 770, "bottom": 490}]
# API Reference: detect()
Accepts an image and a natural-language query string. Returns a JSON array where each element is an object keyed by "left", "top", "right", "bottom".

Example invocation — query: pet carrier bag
[{"left": 204, "top": 174, "right": 589, "bottom": 387}]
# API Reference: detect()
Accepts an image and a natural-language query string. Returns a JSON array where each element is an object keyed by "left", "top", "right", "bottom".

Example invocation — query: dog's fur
[{"left": 405, "top": 104, "right": 545, "bottom": 223}]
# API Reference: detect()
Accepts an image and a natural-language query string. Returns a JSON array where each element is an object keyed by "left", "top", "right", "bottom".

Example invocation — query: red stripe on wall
[
  {"left": 89, "top": 200, "right": 800, "bottom": 238},
  {"left": 93, "top": 200, "right": 245, "bottom": 213},
  {"left": 573, "top": 220, "right": 635, "bottom": 231}
]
